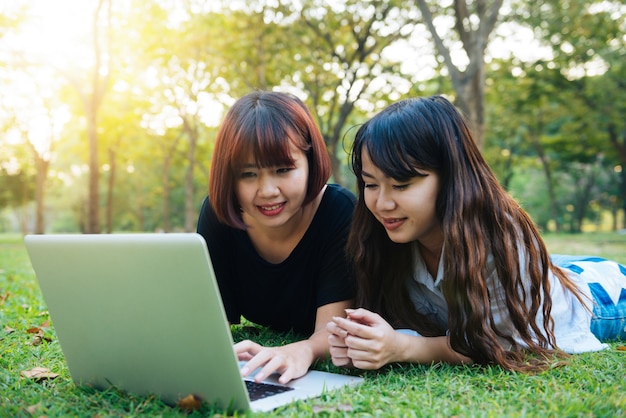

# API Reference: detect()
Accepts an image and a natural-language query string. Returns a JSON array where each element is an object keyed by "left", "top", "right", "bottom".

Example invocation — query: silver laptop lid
[{"left": 25, "top": 233, "right": 250, "bottom": 411}]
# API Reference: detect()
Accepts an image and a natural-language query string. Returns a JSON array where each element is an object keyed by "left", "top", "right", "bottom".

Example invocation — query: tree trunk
[
  {"left": 33, "top": 154, "right": 48, "bottom": 234},
  {"left": 572, "top": 166, "right": 596, "bottom": 234},
  {"left": 326, "top": 140, "right": 342, "bottom": 186},
  {"left": 607, "top": 123, "right": 626, "bottom": 230},
  {"left": 183, "top": 119, "right": 198, "bottom": 232},
  {"left": 84, "top": 0, "right": 112, "bottom": 233},
  {"left": 25, "top": 140, "right": 49, "bottom": 234},
  {"left": 416, "top": 0, "right": 504, "bottom": 149},
  {"left": 527, "top": 119, "right": 561, "bottom": 232},
  {"left": 162, "top": 158, "right": 171, "bottom": 233},
  {"left": 87, "top": 114, "right": 101, "bottom": 233},
  {"left": 621, "top": 169, "right": 626, "bottom": 230},
  {"left": 105, "top": 146, "right": 116, "bottom": 234},
  {"left": 161, "top": 133, "right": 183, "bottom": 233}
]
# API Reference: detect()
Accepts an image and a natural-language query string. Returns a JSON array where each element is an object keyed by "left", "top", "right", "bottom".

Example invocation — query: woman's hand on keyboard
[{"left": 235, "top": 339, "right": 314, "bottom": 384}]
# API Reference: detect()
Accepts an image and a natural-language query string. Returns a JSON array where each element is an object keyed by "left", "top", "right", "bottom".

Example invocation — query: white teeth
[{"left": 261, "top": 203, "right": 282, "bottom": 211}]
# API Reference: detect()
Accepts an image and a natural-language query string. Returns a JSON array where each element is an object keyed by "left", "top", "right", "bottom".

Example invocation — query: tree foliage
[{"left": 0, "top": 0, "right": 624, "bottom": 233}]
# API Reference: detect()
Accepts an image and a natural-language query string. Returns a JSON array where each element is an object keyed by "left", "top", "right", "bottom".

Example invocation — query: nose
[
  {"left": 257, "top": 173, "right": 279, "bottom": 197},
  {"left": 376, "top": 188, "right": 396, "bottom": 211}
]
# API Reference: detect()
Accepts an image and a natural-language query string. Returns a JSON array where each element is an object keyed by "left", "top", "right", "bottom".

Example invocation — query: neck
[
  {"left": 418, "top": 241, "right": 442, "bottom": 260},
  {"left": 245, "top": 206, "right": 307, "bottom": 242},
  {"left": 417, "top": 239, "right": 443, "bottom": 279}
]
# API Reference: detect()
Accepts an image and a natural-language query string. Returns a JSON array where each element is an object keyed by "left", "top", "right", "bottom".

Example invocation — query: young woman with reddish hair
[
  {"left": 327, "top": 95, "right": 626, "bottom": 372},
  {"left": 197, "top": 91, "right": 356, "bottom": 384}
]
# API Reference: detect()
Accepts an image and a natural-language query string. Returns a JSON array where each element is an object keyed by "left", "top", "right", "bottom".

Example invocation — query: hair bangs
[
  {"left": 361, "top": 119, "right": 431, "bottom": 181},
  {"left": 230, "top": 113, "right": 298, "bottom": 171}
]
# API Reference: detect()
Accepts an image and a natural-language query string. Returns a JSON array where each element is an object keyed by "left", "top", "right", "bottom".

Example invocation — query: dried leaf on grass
[
  {"left": 21, "top": 367, "right": 59, "bottom": 382},
  {"left": 26, "top": 327, "right": 43, "bottom": 334},
  {"left": 0, "top": 292, "right": 9, "bottom": 304},
  {"left": 26, "top": 325, "right": 52, "bottom": 346},
  {"left": 177, "top": 394, "right": 203, "bottom": 412},
  {"left": 26, "top": 403, "right": 40, "bottom": 415},
  {"left": 4, "top": 326, "right": 15, "bottom": 334},
  {"left": 616, "top": 345, "right": 626, "bottom": 352}
]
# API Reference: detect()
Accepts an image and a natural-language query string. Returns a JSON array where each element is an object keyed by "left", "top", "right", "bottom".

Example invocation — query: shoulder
[
  {"left": 320, "top": 183, "right": 357, "bottom": 210},
  {"left": 197, "top": 195, "right": 234, "bottom": 237},
  {"left": 198, "top": 196, "right": 218, "bottom": 223},
  {"left": 307, "top": 184, "right": 355, "bottom": 232}
]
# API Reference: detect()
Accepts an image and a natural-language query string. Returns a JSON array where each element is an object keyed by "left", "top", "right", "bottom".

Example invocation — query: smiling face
[
  {"left": 361, "top": 148, "right": 443, "bottom": 247},
  {"left": 235, "top": 140, "right": 310, "bottom": 231}
]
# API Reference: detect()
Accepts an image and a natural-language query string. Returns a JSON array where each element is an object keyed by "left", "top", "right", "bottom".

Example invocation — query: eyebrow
[{"left": 361, "top": 170, "right": 375, "bottom": 178}]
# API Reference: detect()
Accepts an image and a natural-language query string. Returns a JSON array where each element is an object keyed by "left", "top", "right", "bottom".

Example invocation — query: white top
[{"left": 406, "top": 244, "right": 608, "bottom": 353}]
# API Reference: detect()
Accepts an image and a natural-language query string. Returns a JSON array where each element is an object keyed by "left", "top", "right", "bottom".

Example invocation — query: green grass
[
  {"left": 542, "top": 232, "right": 626, "bottom": 264},
  {"left": 1, "top": 232, "right": 625, "bottom": 417}
]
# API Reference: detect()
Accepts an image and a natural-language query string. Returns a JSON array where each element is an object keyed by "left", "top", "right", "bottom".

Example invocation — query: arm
[
  {"left": 327, "top": 308, "right": 472, "bottom": 369},
  {"left": 237, "top": 186, "right": 357, "bottom": 382},
  {"left": 237, "top": 300, "right": 353, "bottom": 384}
]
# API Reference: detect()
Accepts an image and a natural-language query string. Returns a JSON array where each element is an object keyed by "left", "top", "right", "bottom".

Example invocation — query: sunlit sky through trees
[
  {"left": 2, "top": 0, "right": 559, "bottom": 145},
  {"left": 1, "top": 0, "right": 624, "bottom": 234}
]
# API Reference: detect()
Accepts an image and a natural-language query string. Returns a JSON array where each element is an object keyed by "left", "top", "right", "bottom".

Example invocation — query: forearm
[
  {"left": 310, "top": 300, "right": 353, "bottom": 360},
  {"left": 288, "top": 327, "right": 333, "bottom": 363},
  {"left": 396, "top": 334, "right": 472, "bottom": 365}
]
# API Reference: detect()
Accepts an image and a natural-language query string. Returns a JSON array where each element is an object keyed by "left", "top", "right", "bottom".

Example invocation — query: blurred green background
[{"left": 1, "top": 0, "right": 624, "bottom": 235}]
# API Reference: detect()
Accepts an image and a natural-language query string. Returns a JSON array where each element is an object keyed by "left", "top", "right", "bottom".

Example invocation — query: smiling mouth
[
  {"left": 259, "top": 203, "right": 283, "bottom": 211},
  {"left": 381, "top": 217, "right": 405, "bottom": 230},
  {"left": 257, "top": 202, "right": 285, "bottom": 216}
]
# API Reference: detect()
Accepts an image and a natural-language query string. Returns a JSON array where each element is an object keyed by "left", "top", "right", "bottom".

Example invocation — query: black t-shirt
[{"left": 196, "top": 184, "right": 356, "bottom": 335}]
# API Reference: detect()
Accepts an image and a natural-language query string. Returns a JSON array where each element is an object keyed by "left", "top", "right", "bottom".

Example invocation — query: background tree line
[{"left": 0, "top": 0, "right": 624, "bottom": 234}]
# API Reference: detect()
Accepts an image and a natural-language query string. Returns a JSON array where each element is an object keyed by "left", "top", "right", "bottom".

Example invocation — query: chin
[{"left": 386, "top": 233, "right": 413, "bottom": 244}]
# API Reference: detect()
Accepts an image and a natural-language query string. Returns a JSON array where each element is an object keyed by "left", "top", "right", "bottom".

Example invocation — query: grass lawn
[{"left": 1, "top": 232, "right": 625, "bottom": 417}]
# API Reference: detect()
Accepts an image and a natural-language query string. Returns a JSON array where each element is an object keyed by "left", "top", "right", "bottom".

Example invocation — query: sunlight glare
[{"left": 15, "top": 0, "right": 95, "bottom": 70}]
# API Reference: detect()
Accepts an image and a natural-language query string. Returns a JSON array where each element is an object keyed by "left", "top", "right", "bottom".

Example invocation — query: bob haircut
[{"left": 209, "top": 91, "right": 331, "bottom": 230}]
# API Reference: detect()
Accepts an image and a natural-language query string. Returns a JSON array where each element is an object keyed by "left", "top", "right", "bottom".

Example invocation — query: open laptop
[{"left": 24, "top": 233, "right": 362, "bottom": 413}]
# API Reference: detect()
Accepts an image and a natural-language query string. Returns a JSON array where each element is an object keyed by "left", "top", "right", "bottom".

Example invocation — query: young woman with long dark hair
[{"left": 327, "top": 95, "right": 625, "bottom": 372}]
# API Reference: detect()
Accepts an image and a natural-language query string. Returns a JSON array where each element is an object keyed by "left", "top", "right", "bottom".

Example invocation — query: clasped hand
[{"left": 326, "top": 308, "right": 405, "bottom": 370}]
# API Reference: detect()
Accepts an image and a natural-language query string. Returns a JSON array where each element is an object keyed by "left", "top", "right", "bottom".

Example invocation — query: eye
[
  {"left": 276, "top": 167, "right": 294, "bottom": 174},
  {"left": 392, "top": 184, "right": 410, "bottom": 190},
  {"left": 239, "top": 171, "right": 257, "bottom": 179},
  {"left": 363, "top": 182, "right": 378, "bottom": 190}
]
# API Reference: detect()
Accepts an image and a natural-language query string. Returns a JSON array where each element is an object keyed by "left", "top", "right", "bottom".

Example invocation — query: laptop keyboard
[{"left": 245, "top": 379, "right": 294, "bottom": 401}]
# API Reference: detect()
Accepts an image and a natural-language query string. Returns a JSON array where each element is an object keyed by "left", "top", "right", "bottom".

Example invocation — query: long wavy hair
[{"left": 347, "top": 95, "right": 586, "bottom": 372}]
